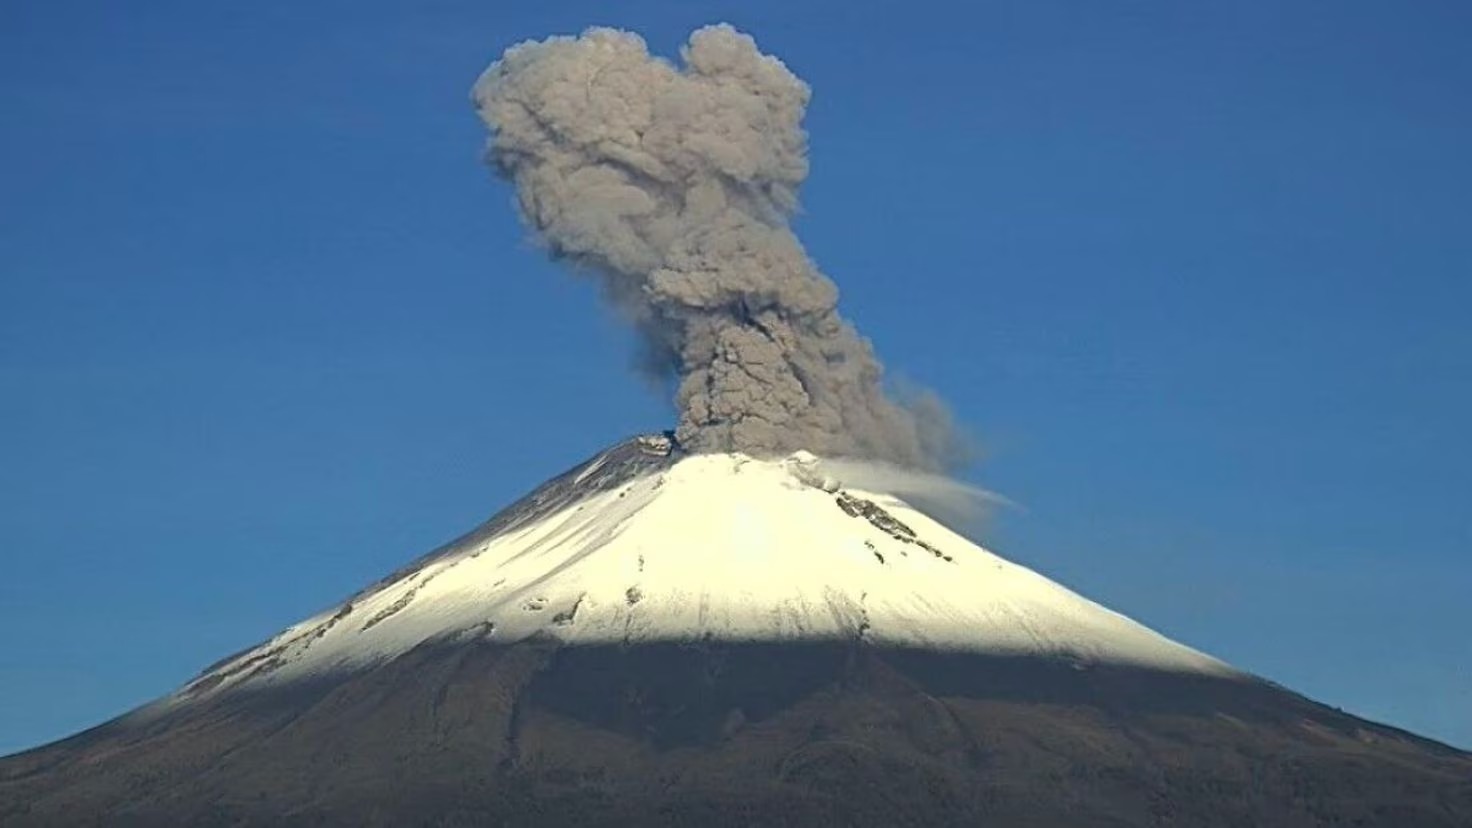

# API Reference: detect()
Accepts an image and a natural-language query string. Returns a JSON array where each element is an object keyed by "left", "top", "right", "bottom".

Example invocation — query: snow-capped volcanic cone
[
  {"left": 2, "top": 437, "right": 1469, "bottom": 827},
  {"left": 176, "top": 435, "right": 1225, "bottom": 696}
]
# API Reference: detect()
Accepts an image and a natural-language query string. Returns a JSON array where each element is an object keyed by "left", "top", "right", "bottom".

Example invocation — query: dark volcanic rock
[{"left": 2, "top": 640, "right": 1468, "bottom": 827}]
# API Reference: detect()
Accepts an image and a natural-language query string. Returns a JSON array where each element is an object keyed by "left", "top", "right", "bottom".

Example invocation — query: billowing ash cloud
[{"left": 473, "top": 24, "right": 961, "bottom": 470}]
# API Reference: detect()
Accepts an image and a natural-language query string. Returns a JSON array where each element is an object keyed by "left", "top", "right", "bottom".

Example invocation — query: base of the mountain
[{"left": 3, "top": 639, "right": 1468, "bottom": 827}]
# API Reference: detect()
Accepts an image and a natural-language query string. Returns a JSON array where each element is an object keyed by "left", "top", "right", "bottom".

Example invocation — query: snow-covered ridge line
[
  {"left": 178, "top": 435, "right": 1234, "bottom": 703},
  {"left": 179, "top": 435, "right": 678, "bottom": 696}
]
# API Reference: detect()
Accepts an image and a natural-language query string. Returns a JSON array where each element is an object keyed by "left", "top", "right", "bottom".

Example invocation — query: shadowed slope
[{"left": 2, "top": 639, "right": 1469, "bottom": 827}]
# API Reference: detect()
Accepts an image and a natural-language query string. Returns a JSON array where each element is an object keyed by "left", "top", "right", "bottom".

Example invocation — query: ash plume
[{"left": 473, "top": 24, "right": 960, "bottom": 469}]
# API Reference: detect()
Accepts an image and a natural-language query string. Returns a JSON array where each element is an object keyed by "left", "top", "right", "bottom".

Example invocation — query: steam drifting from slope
[
  {"left": 814, "top": 458, "right": 1013, "bottom": 535},
  {"left": 473, "top": 24, "right": 960, "bottom": 469}
]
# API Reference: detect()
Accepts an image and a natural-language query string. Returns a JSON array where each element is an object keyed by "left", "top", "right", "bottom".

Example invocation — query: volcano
[{"left": 2, "top": 436, "right": 1468, "bottom": 827}]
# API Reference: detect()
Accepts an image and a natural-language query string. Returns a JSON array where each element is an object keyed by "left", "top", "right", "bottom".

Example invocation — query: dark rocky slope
[{"left": 3, "top": 639, "right": 1468, "bottom": 827}]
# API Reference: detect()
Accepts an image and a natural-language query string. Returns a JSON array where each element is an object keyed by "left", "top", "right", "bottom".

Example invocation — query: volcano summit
[{"left": 2, "top": 436, "right": 1469, "bottom": 826}]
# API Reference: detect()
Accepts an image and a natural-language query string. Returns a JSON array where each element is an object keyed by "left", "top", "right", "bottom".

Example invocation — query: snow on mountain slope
[{"left": 179, "top": 436, "right": 1233, "bottom": 701}]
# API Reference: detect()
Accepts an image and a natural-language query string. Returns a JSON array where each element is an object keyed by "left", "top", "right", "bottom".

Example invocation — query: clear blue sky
[{"left": 2, "top": 1, "right": 1469, "bottom": 755}]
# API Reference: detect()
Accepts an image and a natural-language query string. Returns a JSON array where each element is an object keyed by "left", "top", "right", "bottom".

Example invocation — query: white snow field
[{"left": 180, "top": 436, "right": 1233, "bottom": 700}]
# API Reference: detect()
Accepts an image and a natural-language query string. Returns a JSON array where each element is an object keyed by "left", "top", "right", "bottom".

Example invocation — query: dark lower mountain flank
[{"left": 3, "top": 640, "right": 1468, "bottom": 827}]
